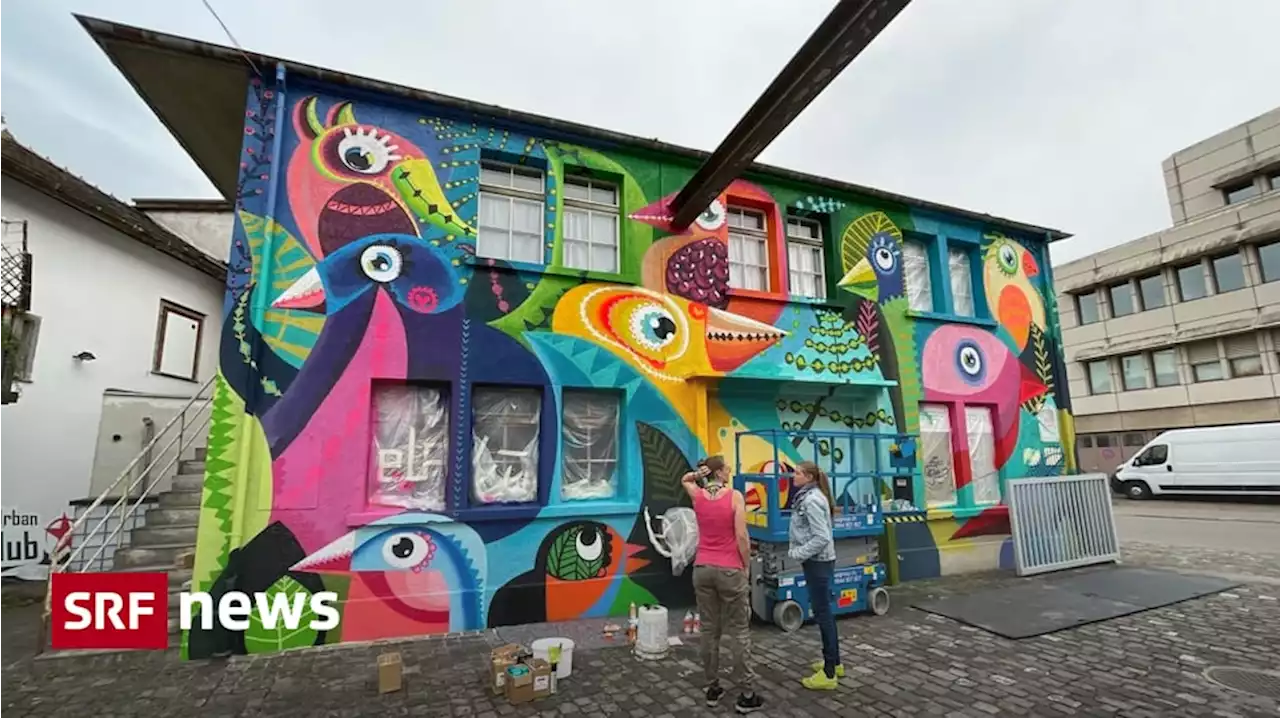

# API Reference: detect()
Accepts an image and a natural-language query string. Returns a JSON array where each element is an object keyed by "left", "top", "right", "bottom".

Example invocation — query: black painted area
[{"left": 912, "top": 566, "right": 1241, "bottom": 639}]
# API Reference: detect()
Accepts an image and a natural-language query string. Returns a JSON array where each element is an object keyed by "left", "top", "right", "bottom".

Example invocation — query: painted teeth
[{"left": 708, "top": 331, "right": 783, "bottom": 342}]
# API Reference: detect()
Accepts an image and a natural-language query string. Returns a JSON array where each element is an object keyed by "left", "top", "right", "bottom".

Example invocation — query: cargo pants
[{"left": 692, "top": 565, "right": 756, "bottom": 691}]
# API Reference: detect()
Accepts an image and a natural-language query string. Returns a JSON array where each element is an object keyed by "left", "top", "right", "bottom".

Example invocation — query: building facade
[
  {"left": 1056, "top": 107, "right": 1280, "bottom": 474},
  {"left": 1, "top": 132, "right": 227, "bottom": 580},
  {"left": 82, "top": 21, "right": 1077, "bottom": 657}
]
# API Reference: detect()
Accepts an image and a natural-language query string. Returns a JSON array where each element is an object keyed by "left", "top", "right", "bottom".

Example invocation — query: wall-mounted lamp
[{"left": 72, "top": 351, "right": 96, "bottom": 362}]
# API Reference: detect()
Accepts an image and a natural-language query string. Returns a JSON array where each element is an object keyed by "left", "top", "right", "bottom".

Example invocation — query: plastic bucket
[{"left": 531, "top": 637, "right": 575, "bottom": 679}]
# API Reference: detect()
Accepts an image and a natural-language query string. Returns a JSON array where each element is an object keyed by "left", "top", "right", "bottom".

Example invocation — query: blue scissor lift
[{"left": 734, "top": 428, "right": 918, "bottom": 631}]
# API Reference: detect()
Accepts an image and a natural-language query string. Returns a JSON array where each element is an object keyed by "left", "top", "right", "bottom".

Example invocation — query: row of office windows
[
  {"left": 475, "top": 159, "right": 991, "bottom": 310},
  {"left": 370, "top": 383, "right": 622, "bottom": 511},
  {"left": 1073, "top": 239, "right": 1280, "bottom": 325},
  {"left": 1083, "top": 329, "right": 1280, "bottom": 395}
]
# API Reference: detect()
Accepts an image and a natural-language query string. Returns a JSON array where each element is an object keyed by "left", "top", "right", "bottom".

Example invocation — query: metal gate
[{"left": 1006, "top": 473, "right": 1120, "bottom": 576}]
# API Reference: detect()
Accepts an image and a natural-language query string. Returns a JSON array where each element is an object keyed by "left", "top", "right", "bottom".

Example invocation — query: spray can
[
  {"left": 693, "top": 611, "right": 701, "bottom": 634},
  {"left": 683, "top": 610, "right": 694, "bottom": 634},
  {"left": 627, "top": 603, "right": 637, "bottom": 643}
]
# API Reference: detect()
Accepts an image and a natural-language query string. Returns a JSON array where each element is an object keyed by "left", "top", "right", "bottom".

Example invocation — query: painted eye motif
[
  {"left": 873, "top": 245, "right": 897, "bottom": 273},
  {"left": 336, "top": 127, "right": 400, "bottom": 175},
  {"left": 361, "top": 245, "right": 403, "bottom": 283},
  {"left": 575, "top": 526, "right": 603, "bottom": 562},
  {"left": 695, "top": 200, "right": 726, "bottom": 231},
  {"left": 955, "top": 339, "right": 987, "bottom": 386},
  {"left": 631, "top": 304, "right": 679, "bottom": 350},
  {"left": 997, "top": 243, "right": 1018, "bottom": 275},
  {"left": 381, "top": 531, "right": 435, "bottom": 570}
]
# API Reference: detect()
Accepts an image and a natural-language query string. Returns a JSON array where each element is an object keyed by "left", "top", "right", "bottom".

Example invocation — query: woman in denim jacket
[{"left": 788, "top": 461, "right": 842, "bottom": 690}]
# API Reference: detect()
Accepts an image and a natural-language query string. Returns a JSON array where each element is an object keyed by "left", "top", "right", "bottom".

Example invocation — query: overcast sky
[{"left": 3, "top": 0, "right": 1279, "bottom": 265}]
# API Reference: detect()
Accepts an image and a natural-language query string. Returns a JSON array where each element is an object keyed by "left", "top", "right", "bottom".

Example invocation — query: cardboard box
[
  {"left": 504, "top": 663, "right": 535, "bottom": 704},
  {"left": 489, "top": 644, "right": 522, "bottom": 695},
  {"left": 527, "top": 658, "right": 553, "bottom": 700},
  {"left": 377, "top": 652, "right": 403, "bottom": 694}
]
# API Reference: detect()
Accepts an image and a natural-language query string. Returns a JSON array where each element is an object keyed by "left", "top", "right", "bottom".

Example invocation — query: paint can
[
  {"left": 634, "top": 605, "right": 669, "bottom": 661},
  {"left": 531, "top": 637, "right": 574, "bottom": 679}
]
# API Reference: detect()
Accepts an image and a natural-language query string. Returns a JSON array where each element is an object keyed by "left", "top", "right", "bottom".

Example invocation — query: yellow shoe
[
  {"left": 801, "top": 670, "right": 839, "bottom": 691},
  {"left": 810, "top": 661, "right": 845, "bottom": 678}
]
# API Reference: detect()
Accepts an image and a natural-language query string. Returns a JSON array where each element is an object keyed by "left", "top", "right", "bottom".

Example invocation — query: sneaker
[
  {"left": 705, "top": 683, "right": 725, "bottom": 707},
  {"left": 810, "top": 661, "right": 845, "bottom": 678},
  {"left": 801, "top": 670, "right": 839, "bottom": 691},
  {"left": 734, "top": 692, "right": 765, "bottom": 714}
]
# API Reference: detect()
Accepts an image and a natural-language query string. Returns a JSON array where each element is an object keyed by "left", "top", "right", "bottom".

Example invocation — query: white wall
[
  {"left": 144, "top": 209, "right": 234, "bottom": 263},
  {"left": 0, "top": 179, "right": 224, "bottom": 579}
]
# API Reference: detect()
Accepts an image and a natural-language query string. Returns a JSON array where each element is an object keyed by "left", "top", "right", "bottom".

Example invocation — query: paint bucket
[
  {"left": 531, "top": 637, "right": 575, "bottom": 679},
  {"left": 634, "top": 605, "right": 670, "bottom": 661}
]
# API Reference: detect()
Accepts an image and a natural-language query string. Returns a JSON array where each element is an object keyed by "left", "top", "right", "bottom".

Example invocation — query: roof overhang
[
  {"left": 1, "top": 131, "right": 226, "bottom": 280},
  {"left": 76, "top": 14, "right": 1071, "bottom": 243}
]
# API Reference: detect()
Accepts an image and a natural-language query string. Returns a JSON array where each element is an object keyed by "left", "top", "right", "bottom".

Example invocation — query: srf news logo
[{"left": 50, "top": 573, "right": 339, "bottom": 650}]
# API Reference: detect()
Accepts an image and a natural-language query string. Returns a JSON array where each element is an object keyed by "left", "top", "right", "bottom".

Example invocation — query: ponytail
[{"left": 796, "top": 461, "right": 837, "bottom": 517}]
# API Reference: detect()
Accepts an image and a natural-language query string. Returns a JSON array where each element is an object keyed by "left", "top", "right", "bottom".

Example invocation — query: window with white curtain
[
  {"left": 903, "top": 241, "right": 933, "bottom": 312},
  {"left": 965, "top": 406, "right": 999, "bottom": 505},
  {"left": 371, "top": 384, "right": 449, "bottom": 511},
  {"left": 562, "top": 176, "right": 619, "bottom": 274},
  {"left": 561, "top": 390, "right": 620, "bottom": 500},
  {"left": 478, "top": 161, "right": 544, "bottom": 264},
  {"left": 920, "top": 403, "right": 956, "bottom": 507},
  {"left": 728, "top": 206, "right": 769, "bottom": 291},
  {"left": 786, "top": 218, "right": 826, "bottom": 299},
  {"left": 472, "top": 387, "right": 541, "bottom": 504},
  {"left": 948, "top": 248, "right": 975, "bottom": 316}
]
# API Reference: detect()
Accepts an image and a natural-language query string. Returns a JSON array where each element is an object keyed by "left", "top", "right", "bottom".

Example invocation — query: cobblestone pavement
[{"left": 4, "top": 543, "right": 1279, "bottom": 717}]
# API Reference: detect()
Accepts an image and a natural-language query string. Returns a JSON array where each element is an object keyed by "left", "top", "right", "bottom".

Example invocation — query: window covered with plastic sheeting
[
  {"left": 965, "top": 406, "right": 1000, "bottom": 505},
  {"left": 1037, "top": 404, "right": 1060, "bottom": 443},
  {"left": 472, "top": 387, "right": 541, "bottom": 504},
  {"left": 920, "top": 403, "right": 955, "bottom": 507},
  {"left": 903, "top": 241, "right": 933, "bottom": 312},
  {"left": 370, "top": 384, "right": 449, "bottom": 511},
  {"left": 948, "top": 248, "right": 974, "bottom": 317},
  {"left": 561, "top": 390, "right": 620, "bottom": 500}
]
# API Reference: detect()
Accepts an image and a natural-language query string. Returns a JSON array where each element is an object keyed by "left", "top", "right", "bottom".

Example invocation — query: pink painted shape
[
  {"left": 270, "top": 291, "right": 408, "bottom": 553},
  {"left": 286, "top": 147, "right": 336, "bottom": 258},
  {"left": 340, "top": 572, "right": 449, "bottom": 641}
]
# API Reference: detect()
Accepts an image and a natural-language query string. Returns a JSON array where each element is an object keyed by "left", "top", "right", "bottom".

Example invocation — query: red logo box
[{"left": 50, "top": 572, "right": 170, "bottom": 650}]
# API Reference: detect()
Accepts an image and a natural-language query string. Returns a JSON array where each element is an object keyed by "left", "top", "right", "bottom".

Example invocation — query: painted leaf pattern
[
  {"left": 243, "top": 575, "right": 321, "bottom": 654},
  {"left": 545, "top": 524, "right": 606, "bottom": 581}
]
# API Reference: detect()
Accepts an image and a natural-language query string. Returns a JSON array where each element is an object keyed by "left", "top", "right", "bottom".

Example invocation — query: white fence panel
[{"left": 1007, "top": 473, "right": 1120, "bottom": 576}]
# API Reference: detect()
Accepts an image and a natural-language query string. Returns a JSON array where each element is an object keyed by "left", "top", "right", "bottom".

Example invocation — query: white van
[{"left": 1111, "top": 422, "right": 1280, "bottom": 499}]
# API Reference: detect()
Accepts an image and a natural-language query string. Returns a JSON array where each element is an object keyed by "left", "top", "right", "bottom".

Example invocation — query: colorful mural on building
[{"left": 183, "top": 75, "right": 1076, "bottom": 657}]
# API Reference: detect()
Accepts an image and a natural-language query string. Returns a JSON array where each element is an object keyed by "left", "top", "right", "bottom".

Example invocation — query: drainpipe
[{"left": 232, "top": 62, "right": 288, "bottom": 550}]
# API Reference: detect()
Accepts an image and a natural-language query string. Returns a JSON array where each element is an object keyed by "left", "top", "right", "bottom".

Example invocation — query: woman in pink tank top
[{"left": 681, "top": 456, "right": 763, "bottom": 714}]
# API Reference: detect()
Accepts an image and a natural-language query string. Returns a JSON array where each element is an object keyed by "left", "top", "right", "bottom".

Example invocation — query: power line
[{"left": 200, "top": 0, "right": 262, "bottom": 77}]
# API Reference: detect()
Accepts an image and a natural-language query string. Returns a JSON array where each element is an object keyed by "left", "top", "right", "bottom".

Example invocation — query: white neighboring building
[{"left": 1, "top": 130, "right": 229, "bottom": 580}]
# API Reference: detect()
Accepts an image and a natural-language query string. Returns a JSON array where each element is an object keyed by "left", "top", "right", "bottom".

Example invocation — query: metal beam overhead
[{"left": 669, "top": 0, "right": 912, "bottom": 230}]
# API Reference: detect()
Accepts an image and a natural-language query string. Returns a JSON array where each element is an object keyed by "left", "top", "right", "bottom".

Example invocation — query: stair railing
[{"left": 37, "top": 375, "right": 216, "bottom": 653}]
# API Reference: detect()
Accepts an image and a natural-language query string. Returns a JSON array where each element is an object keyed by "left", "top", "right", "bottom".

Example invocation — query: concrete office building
[{"left": 1056, "top": 107, "right": 1280, "bottom": 474}]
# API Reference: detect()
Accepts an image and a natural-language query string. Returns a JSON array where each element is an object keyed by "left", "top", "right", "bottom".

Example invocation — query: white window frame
[
  {"left": 561, "top": 175, "right": 620, "bottom": 274},
  {"left": 152, "top": 300, "right": 204, "bottom": 382},
  {"left": 727, "top": 206, "right": 770, "bottom": 291},
  {"left": 477, "top": 160, "right": 545, "bottom": 264},
  {"left": 785, "top": 217, "right": 826, "bottom": 300}
]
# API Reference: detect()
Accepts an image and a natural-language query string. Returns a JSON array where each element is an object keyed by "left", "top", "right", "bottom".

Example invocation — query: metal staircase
[{"left": 40, "top": 376, "right": 214, "bottom": 651}]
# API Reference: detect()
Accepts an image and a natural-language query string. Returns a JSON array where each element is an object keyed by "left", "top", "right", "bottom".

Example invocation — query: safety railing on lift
[{"left": 37, "top": 374, "right": 215, "bottom": 653}]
